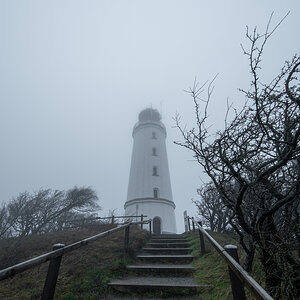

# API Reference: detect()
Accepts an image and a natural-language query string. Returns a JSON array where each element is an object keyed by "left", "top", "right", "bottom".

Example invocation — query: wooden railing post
[
  {"left": 149, "top": 220, "right": 152, "bottom": 237},
  {"left": 224, "top": 245, "right": 246, "bottom": 300},
  {"left": 192, "top": 217, "right": 195, "bottom": 232},
  {"left": 111, "top": 215, "right": 115, "bottom": 224},
  {"left": 141, "top": 214, "right": 144, "bottom": 229},
  {"left": 42, "top": 243, "right": 65, "bottom": 300},
  {"left": 124, "top": 226, "right": 130, "bottom": 253},
  {"left": 184, "top": 210, "right": 188, "bottom": 232},
  {"left": 188, "top": 217, "right": 191, "bottom": 231},
  {"left": 198, "top": 229, "right": 206, "bottom": 255}
]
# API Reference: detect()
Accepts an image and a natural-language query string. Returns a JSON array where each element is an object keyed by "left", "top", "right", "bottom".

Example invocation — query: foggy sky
[{"left": 0, "top": 1, "right": 299, "bottom": 232}]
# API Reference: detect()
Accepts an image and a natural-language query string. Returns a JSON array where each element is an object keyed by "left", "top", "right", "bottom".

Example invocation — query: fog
[{"left": 0, "top": 1, "right": 299, "bottom": 232}]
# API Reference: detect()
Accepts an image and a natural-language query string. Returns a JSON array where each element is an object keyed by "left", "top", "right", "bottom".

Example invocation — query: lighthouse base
[{"left": 124, "top": 198, "right": 177, "bottom": 234}]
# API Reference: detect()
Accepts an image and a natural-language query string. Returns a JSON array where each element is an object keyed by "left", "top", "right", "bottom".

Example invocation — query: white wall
[
  {"left": 125, "top": 115, "right": 177, "bottom": 233},
  {"left": 125, "top": 198, "right": 177, "bottom": 233},
  {"left": 127, "top": 121, "right": 173, "bottom": 201}
]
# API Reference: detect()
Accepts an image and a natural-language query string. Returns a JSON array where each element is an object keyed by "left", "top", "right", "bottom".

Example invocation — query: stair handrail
[
  {"left": 72, "top": 214, "right": 148, "bottom": 226},
  {"left": 0, "top": 219, "right": 152, "bottom": 300},
  {"left": 189, "top": 218, "right": 273, "bottom": 300}
]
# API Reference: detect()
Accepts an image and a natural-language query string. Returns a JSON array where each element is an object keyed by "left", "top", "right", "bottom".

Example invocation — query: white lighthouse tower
[{"left": 124, "top": 108, "right": 177, "bottom": 234}]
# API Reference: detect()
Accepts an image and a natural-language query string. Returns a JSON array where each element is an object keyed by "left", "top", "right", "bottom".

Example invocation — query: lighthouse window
[
  {"left": 152, "top": 147, "right": 157, "bottom": 156},
  {"left": 152, "top": 132, "right": 156, "bottom": 139},
  {"left": 152, "top": 166, "right": 158, "bottom": 176},
  {"left": 153, "top": 188, "right": 159, "bottom": 198}
]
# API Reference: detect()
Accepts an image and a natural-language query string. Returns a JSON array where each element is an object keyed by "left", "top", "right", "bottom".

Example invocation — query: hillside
[
  {"left": 0, "top": 226, "right": 268, "bottom": 300},
  {"left": 185, "top": 230, "right": 265, "bottom": 300},
  {"left": 0, "top": 224, "right": 148, "bottom": 299}
]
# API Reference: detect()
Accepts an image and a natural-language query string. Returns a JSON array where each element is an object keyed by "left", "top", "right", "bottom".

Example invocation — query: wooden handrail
[
  {"left": 73, "top": 215, "right": 148, "bottom": 226},
  {"left": 0, "top": 220, "right": 151, "bottom": 282},
  {"left": 93, "top": 215, "right": 148, "bottom": 219},
  {"left": 196, "top": 224, "right": 273, "bottom": 300},
  {"left": 73, "top": 215, "right": 147, "bottom": 222}
]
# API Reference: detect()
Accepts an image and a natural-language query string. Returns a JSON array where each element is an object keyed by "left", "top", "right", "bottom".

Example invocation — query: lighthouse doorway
[{"left": 153, "top": 217, "right": 161, "bottom": 235}]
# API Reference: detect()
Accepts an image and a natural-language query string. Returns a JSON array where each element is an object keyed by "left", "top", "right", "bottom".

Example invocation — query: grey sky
[{"left": 0, "top": 1, "right": 299, "bottom": 232}]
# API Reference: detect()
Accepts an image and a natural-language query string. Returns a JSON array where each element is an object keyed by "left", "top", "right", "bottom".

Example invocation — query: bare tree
[
  {"left": 193, "top": 182, "right": 231, "bottom": 232},
  {"left": 0, "top": 205, "right": 13, "bottom": 238},
  {"left": 176, "top": 14, "right": 300, "bottom": 299},
  {"left": 2, "top": 186, "right": 100, "bottom": 237}
]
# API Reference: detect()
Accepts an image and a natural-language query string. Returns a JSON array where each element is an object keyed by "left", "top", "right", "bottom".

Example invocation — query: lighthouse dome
[{"left": 139, "top": 108, "right": 161, "bottom": 122}]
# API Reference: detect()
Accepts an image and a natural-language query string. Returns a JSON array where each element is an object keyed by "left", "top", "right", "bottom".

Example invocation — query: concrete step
[
  {"left": 126, "top": 263, "right": 195, "bottom": 274},
  {"left": 137, "top": 254, "right": 193, "bottom": 263},
  {"left": 106, "top": 233, "right": 209, "bottom": 298},
  {"left": 146, "top": 242, "right": 191, "bottom": 248},
  {"left": 150, "top": 238, "right": 188, "bottom": 243},
  {"left": 142, "top": 247, "right": 191, "bottom": 255},
  {"left": 101, "top": 297, "right": 202, "bottom": 300},
  {"left": 108, "top": 276, "right": 210, "bottom": 289},
  {"left": 151, "top": 234, "right": 185, "bottom": 238}
]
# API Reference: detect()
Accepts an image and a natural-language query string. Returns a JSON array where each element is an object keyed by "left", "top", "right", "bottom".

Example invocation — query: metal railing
[
  {"left": 0, "top": 219, "right": 152, "bottom": 300},
  {"left": 185, "top": 215, "right": 273, "bottom": 300}
]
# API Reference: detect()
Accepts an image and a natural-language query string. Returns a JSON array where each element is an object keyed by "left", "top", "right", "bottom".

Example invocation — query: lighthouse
[{"left": 124, "top": 108, "right": 177, "bottom": 234}]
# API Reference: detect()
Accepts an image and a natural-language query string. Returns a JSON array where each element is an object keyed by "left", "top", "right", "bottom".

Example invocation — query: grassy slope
[
  {"left": 185, "top": 230, "right": 265, "bottom": 300},
  {"left": 0, "top": 224, "right": 148, "bottom": 300},
  {"left": 0, "top": 227, "right": 267, "bottom": 300}
]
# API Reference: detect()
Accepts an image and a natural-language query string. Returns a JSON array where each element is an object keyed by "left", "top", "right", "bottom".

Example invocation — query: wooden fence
[
  {"left": 185, "top": 215, "right": 273, "bottom": 300},
  {"left": 87, "top": 214, "right": 147, "bottom": 226},
  {"left": 0, "top": 218, "right": 151, "bottom": 300},
  {"left": 66, "top": 214, "right": 147, "bottom": 229}
]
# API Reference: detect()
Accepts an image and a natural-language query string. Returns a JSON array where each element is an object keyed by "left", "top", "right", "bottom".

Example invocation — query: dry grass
[
  {"left": 186, "top": 230, "right": 265, "bottom": 300},
  {"left": 0, "top": 224, "right": 148, "bottom": 300}
]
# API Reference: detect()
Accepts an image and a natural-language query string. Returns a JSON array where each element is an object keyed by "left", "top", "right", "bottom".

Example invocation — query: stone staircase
[{"left": 107, "top": 234, "right": 212, "bottom": 299}]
